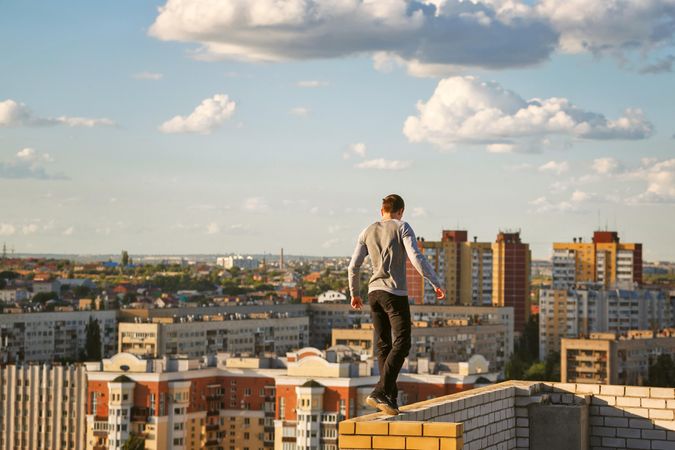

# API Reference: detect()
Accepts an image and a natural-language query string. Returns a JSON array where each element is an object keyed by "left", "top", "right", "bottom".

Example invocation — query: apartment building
[
  {"left": 0, "top": 310, "right": 118, "bottom": 363},
  {"left": 492, "top": 231, "right": 531, "bottom": 333},
  {"left": 306, "top": 303, "right": 514, "bottom": 356},
  {"left": 539, "top": 287, "right": 673, "bottom": 358},
  {"left": 405, "top": 230, "right": 530, "bottom": 332},
  {"left": 118, "top": 312, "right": 309, "bottom": 358},
  {"left": 561, "top": 329, "right": 675, "bottom": 385},
  {"left": 0, "top": 363, "right": 87, "bottom": 450},
  {"left": 331, "top": 319, "right": 510, "bottom": 371},
  {"left": 553, "top": 230, "right": 643, "bottom": 289},
  {"left": 85, "top": 346, "right": 479, "bottom": 450},
  {"left": 85, "top": 353, "right": 279, "bottom": 450}
]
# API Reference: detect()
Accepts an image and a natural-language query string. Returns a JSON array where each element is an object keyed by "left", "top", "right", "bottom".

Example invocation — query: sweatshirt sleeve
[
  {"left": 401, "top": 222, "right": 442, "bottom": 290},
  {"left": 347, "top": 228, "right": 369, "bottom": 298}
]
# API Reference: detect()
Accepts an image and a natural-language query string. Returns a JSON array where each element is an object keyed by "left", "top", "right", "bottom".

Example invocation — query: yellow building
[
  {"left": 552, "top": 231, "right": 642, "bottom": 289},
  {"left": 561, "top": 329, "right": 675, "bottom": 385}
]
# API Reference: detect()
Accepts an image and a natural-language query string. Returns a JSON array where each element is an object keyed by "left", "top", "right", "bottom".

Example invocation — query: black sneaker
[
  {"left": 366, "top": 392, "right": 399, "bottom": 416},
  {"left": 387, "top": 395, "right": 400, "bottom": 413}
]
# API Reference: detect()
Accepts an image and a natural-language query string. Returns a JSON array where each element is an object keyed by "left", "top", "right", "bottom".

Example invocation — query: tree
[
  {"left": 648, "top": 354, "right": 675, "bottom": 387},
  {"left": 122, "top": 433, "right": 145, "bottom": 450},
  {"left": 33, "top": 291, "right": 58, "bottom": 304},
  {"left": 85, "top": 317, "right": 102, "bottom": 361},
  {"left": 121, "top": 250, "right": 130, "bottom": 267}
]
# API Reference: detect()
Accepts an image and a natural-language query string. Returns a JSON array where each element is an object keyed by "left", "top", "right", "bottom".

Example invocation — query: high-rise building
[
  {"left": 561, "top": 329, "right": 675, "bottom": 385},
  {"left": 539, "top": 287, "right": 673, "bottom": 358},
  {"left": 405, "top": 230, "right": 494, "bottom": 306},
  {"left": 0, "top": 363, "right": 88, "bottom": 450},
  {"left": 552, "top": 231, "right": 643, "bottom": 289},
  {"left": 491, "top": 231, "right": 531, "bottom": 333}
]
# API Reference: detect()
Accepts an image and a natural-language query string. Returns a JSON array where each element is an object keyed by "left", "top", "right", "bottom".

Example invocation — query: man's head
[{"left": 381, "top": 194, "right": 405, "bottom": 220}]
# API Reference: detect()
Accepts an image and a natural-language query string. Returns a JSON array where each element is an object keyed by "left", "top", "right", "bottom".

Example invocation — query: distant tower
[
  {"left": 1, "top": 242, "right": 6, "bottom": 260},
  {"left": 280, "top": 248, "right": 285, "bottom": 271}
]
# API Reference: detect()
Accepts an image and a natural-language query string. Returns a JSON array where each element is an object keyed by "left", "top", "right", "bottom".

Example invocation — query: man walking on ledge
[{"left": 348, "top": 194, "right": 445, "bottom": 416}]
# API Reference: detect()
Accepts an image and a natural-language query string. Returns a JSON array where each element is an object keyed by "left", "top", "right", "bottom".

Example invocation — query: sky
[{"left": 0, "top": 0, "right": 674, "bottom": 261}]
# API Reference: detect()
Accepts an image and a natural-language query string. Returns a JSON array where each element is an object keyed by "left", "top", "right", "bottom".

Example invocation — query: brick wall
[
  {"left": 338, "top": 381, "right": 675, "bottom": 450},
  {"left": 338, "top": 420, "right": 463, "bottom": 450}
]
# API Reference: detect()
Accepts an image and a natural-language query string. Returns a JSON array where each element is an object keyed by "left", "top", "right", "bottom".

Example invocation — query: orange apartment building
[{"left": 84, "top": 345, "right": 487, "bottom": 450}]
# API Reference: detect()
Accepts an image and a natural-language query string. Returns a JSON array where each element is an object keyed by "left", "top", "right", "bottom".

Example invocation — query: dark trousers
[{"left": 369, "top": 290, "right": 411, "bottom": 400}]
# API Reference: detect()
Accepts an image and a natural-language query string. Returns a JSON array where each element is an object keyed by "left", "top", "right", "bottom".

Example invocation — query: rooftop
[{"left": 338, "top": 380, "right": 675, "bottom": 450}]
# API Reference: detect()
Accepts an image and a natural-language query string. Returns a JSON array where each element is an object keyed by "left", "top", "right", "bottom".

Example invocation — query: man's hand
[
  {"left": 351, "top": 296, "right": 363, "bottom": 310},
  {"left": 435, "top": 287, "right": 446, "bottom": 300}
]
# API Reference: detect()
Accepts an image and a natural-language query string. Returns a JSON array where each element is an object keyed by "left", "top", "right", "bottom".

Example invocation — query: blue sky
[{"left": 1, "top": 0, "right": 674, "bottom": 260}]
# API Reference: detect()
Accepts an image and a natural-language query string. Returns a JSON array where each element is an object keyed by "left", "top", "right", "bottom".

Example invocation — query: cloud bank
[
  {"left": 0, "top": 99, "right": 114, "bottom": 128},
  {"left": 149, "top": 0, "right": 675, "bottom": 74},
  {"left": 403, "top": 76, "right": 653, "bottom": 151}
]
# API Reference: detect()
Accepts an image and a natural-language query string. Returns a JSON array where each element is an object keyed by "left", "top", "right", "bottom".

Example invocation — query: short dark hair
[{"left": 382, "top": 194, "right": 405, "bottom": 213}]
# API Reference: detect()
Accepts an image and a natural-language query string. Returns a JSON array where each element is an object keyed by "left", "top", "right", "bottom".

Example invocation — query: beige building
[
  {"left": 331, "top": 320, "right": 510, "bottom": 371},
  {"left": 561, "top": 329, "right": 675, "bottom": 385},
  {"left": 539, "top": 287, "right": 673, "bottom": 358},
  {"left": 0, "top": 364, "right": 88, "bottom": 450},
  {"left": 119, "top": 313, "right": 309, "bottom": 358},
  {"left": 553, "top": 230, "right": 642, "bottom": 289}
]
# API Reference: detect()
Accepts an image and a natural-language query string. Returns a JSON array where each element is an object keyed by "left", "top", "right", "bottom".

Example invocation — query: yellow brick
[
  {"left": 406, "top": 437, "right": 440, "bottom": 450},
  {"left": 339, "top": 421, "right": 356, "bottom": 435},
  {"left": 423, "top": 422, "right": 463, "bottom": 438},
  {"left": 440, "top": 437, "right": 464, "bottom": 450},
  {"left": 373, "top": 436, "right": 406, "bottom": 449},
  {"left": 339, "top": 435, "right": 372, "bottom": 449},
  {"left": 356, "top": 421, "right": 389, "bottom": 435},
  {"left": 389, "top": 421, "right": 423, "bottom": 436}
]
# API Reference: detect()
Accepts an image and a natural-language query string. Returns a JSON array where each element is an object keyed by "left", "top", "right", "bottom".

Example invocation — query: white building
[
  {"left": 317, "top": 291, "right": 347, "bottom": 303},
  {"left": 217, "top": 255, "right": 259, "bottom": 270},
  {"left": 0, "top": 363, "right": 87, "bottom": 450},
  {"left": 0, "top": 310, "right": 118, "bottom": 363},
  {"left": 0, "top": 288, "right": 29, "bottom": 304},
  {"left": 539, "top": 287, "right": 674, "bottom": 358}
]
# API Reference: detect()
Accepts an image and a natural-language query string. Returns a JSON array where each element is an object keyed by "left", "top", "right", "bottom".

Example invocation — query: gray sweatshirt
[{"left": 347, "top": 219, "right": 442, "bottom": 298}]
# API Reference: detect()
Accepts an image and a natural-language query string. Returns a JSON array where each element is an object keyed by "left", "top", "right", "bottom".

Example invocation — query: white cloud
[
  {"left": 354, "top": 159, "right": 412, "bottom": 171},
  {"left": 22, "top": 224, "right": 38, "bottom": 235},
  {"left": 487, "top": 143, "right": 516, "bottom": 153},
  {"left": 289, "top": 106, "right": 310, "bottom": 117},
  {"left": 539, "top": 160, "right": 570, "bottom": 175},
  {"left": 206, "top": 222, "right": 220, "bottom": 234},
  {"left": 343, "top": 142, "right": 367, "bottom": 159},
  {"left": 592, "top": 157, "right": 623, "bottom": 175},
  {"left": 627, "top": 158, "right": 675, "bottom": 203},
  {"left": 321, "top": 238, "right": 341, "bottom": 249},
  {"left": 0, "top": 99, "right": 115, "bottom": 128},
  {"left": 149, "top": 0, "right": 557, "bottom": 72},
  {"left": 403, "top": 76, "right": 653, "bottom": 151},
  {"left": 133, "top": 71, "right": 164, "bottom": 80},
  {"left": 149, "top": 1, "right": 675, "bottom": 75},
  {"left": 0, "top": 148, "right": 66, "bottom": 180},
  {"left": 62, "top": 226, "right": 75, "bottom": 236},
  {"left": 537, "top": 0, "right": 675, "bottom": 59},
  {"left": 159, "top": 94, "right": 236, "bottom": 134},
  {"left": 410, "top": 207, "right": 427, "bottom": 218},
  {"left": 243, "top": 197, "right": 269, "bottom": 212},
  {"left": 0, "top": 223, "right": 16, "bottom": 236},
  {"left": 297, "top": 80, "right": 329, "bottom": 88}
]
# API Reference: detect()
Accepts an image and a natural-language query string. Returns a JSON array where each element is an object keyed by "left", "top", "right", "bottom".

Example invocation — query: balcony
[{"left": 338, "top": 381, "right": 675, "bottom": 450}]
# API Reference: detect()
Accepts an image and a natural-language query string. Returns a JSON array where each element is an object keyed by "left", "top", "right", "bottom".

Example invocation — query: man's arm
[
  {"left": 347, "top": 230, "right": 368, "bottom": 306},
  {"left": 401, "top": 222, "right": 444, "bottom": 295}
]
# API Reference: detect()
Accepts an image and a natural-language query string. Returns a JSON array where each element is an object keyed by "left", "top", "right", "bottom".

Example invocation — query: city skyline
[{"left": 1, "top": 0, "right": 675, "bottom": 261}]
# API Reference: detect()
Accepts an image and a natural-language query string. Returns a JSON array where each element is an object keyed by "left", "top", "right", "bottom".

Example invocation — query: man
[{"left": 348, "top": 194, "right": 445, "bottom": 416}]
